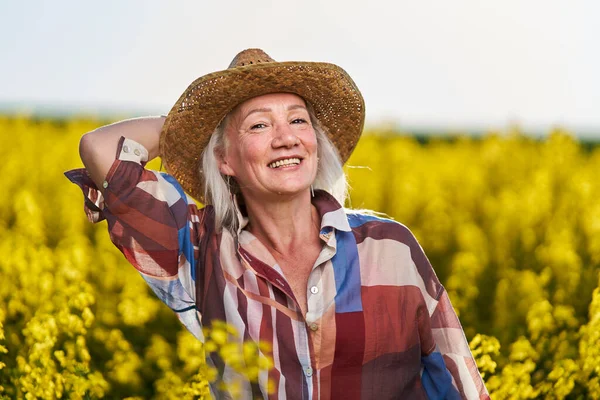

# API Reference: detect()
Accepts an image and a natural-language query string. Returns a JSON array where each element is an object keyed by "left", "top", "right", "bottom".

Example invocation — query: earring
[{"left": 310, "top": 185, "right": 315, "bottom": 197}]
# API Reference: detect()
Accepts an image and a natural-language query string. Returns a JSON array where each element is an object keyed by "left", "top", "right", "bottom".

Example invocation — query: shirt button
[
  {"left": 310, "top": 286, "right": 319, "bottom": 295},
  {"left": 102, "top": 180, "right": 108, "bottom": 189},
  {"left": 123, "top": 145, "right": 129, "bottom": 153},
  {"left": 310, "top": 323, "right": 318, "bottom": 331},
  {"left": 134, "top": 148, "right": 141, "bottom": 156},
  {"left": 305, "top": 366, "right": 313, "bottom": 377}
]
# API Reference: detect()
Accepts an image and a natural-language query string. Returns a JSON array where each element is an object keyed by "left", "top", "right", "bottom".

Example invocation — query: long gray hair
[{"left": 201, "top": 104, "right": 348, "bottom": 234}]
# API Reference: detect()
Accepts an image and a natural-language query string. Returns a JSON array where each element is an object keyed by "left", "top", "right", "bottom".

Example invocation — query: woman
[{"left": 66, "top": 49, "right": 489, "bottom": 399}]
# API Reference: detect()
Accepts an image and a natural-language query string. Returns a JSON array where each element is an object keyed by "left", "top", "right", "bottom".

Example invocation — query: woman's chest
[
  {"left": 274, "top": 249, "right": 321, "bottom": 316},
  {"left": 203, "top": 240, "right": 429, "bottom": 392}
]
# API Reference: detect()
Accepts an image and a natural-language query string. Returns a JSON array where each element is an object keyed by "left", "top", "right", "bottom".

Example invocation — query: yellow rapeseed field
[{"left": 0, "top": 115, "right": 598, "bottom": 399}]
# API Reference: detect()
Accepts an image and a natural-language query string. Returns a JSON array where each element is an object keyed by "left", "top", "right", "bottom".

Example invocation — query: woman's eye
[
  {"left": 291, "top": 118, "right": 307, "bottom": 124},
  {"left": 250, "top": 123, "right": 267, "bottom": 130}
]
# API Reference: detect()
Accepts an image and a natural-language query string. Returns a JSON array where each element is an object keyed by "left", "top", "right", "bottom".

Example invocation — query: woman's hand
[{"left": 78, "top": 116, "right": 165, "bottom": 190}]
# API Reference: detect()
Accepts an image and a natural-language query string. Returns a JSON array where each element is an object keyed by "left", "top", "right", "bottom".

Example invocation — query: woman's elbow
[
  {"left": 78, "top": 132, "right": 114, "bottom": 188},
  {"left": 78, "top": 132, "right": 94, "bottom": 162}
]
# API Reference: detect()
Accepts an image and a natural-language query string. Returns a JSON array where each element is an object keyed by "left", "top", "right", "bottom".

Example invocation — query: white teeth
[{"left": 268, "top": 158, "right": 301, "bottom": 168}]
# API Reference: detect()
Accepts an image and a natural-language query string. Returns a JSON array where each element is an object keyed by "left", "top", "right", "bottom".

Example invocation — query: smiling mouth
[{"left": 268, "top": 158, "right": 302, "bottom": 169}]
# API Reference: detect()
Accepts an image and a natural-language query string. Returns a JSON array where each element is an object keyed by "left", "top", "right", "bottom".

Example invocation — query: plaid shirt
[{"left": 65, "top": 136, "right": 489, "bottom": 400}]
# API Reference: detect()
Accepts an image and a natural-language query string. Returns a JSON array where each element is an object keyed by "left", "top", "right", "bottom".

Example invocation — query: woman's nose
[{"left": 272, "top": 123, "right": 299, "bottom": 148}]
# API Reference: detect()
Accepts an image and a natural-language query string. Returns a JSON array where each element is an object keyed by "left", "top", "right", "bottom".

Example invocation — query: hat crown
[{"left": 228, "top": 48, "right": 275, "bottom": 68}]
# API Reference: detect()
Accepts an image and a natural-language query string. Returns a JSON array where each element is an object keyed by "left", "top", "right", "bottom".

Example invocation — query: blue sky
[{"left": 1, "top": 1, "right": 599, "bottom": 134}]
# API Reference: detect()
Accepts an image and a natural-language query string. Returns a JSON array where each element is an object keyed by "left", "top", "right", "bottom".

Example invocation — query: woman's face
[{"left": 218, "top": 93, "right": 318, "bottom": 202}]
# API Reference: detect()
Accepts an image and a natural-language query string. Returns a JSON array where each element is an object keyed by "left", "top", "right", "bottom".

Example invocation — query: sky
[{"left": 1, "top": 1, "right": 599, "bottom": 135}]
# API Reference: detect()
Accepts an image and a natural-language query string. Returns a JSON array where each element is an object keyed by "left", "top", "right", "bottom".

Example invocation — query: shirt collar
[
  {"left": 312, "top": 190, "right": 352, "bottom": 232},
  {"left": 233, "top": 194, "right": 250, "bottom": 235},
  {"left": 232, "top": 189, "right": 351, "bottom": 235}
]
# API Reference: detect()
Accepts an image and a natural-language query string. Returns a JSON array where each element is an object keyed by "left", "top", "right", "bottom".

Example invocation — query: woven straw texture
[{"left": 159, "top": 49, "right": 365, "bottom": 202}]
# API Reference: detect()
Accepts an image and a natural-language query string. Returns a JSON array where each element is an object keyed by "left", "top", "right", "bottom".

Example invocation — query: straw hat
[{"left": 159, "top": 48, "right": 365, "bottom": 202}]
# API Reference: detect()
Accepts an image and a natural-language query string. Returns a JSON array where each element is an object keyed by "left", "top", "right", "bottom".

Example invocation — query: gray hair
[{"left": 201, "top": 105, "right": 348, "bottom": 234}]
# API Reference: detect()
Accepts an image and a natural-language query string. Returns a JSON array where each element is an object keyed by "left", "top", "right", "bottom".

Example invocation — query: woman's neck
[{"left": 242, "top": 190, "right": 320, "bottom": 255}]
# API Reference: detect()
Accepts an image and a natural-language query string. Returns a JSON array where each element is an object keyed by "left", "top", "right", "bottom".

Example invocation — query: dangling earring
[{"left": 310, "top": 184, "right": 315, "bottom": 197}]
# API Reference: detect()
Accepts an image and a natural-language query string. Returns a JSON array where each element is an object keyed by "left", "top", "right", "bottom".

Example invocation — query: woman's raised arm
[
  {"left": 67, "top": 115, "right": 208, "bottom": 341},
  {"left": 78, "top": 116, "right": 165, "bottom": 189}
]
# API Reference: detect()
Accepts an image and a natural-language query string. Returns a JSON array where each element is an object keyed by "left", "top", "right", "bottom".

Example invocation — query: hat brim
[{"left": 159, "top": 61, "right": 365, "bottom": 202}]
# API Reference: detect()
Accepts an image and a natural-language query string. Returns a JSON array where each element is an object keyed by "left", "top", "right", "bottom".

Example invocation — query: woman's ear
[{"left": 215, "top": 146, "right": 236, "bottom": 177}]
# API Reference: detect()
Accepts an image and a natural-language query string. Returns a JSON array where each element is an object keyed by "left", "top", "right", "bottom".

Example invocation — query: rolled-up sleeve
[{"left": 64, "top": 136, "right": 209, "bottom": 341}]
